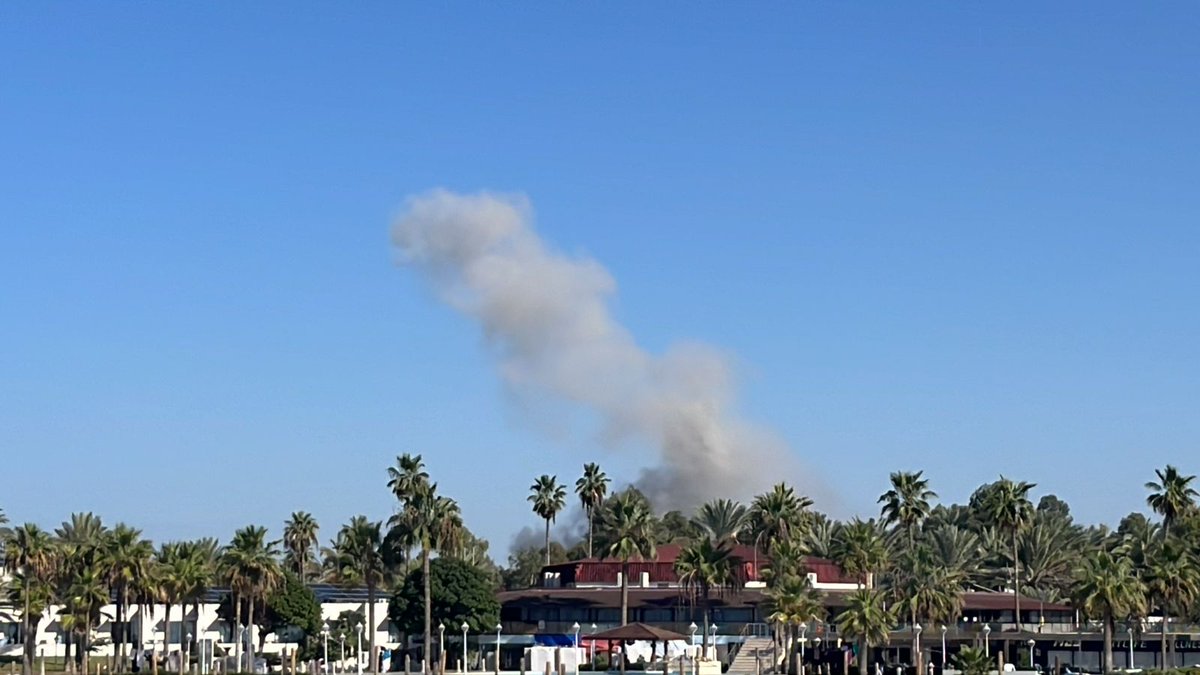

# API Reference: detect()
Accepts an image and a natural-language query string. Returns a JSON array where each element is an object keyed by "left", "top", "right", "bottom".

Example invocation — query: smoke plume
[{"left": 392, "top": 190, "right": 809, "bottom": 512}]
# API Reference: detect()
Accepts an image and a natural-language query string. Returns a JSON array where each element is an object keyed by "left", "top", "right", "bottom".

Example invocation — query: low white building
[{"left": 0, "top": 585, "right": 393, "bottom": 666}]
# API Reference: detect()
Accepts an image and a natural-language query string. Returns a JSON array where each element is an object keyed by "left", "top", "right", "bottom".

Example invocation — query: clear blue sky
[{"left": 3, "top": 3, "right": 1198, "bottom": 556}]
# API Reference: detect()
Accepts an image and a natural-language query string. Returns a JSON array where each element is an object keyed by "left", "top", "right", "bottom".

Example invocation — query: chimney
[{"left": 641, "top": 572, "right": 650, "bottom": 588}]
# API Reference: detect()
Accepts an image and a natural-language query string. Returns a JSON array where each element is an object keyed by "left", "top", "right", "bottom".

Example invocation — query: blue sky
[{"left": 2, "top": 3, "right": 1198, "bottom": 555}]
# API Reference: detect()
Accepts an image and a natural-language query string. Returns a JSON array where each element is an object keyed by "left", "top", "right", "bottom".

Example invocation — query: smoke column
[{"left": 392, "top": 189, "right": 808, "bottom": 512}]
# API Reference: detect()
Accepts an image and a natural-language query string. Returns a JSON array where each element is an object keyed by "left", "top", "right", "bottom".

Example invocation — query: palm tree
[
  {"left": 528, "top": 475, "right": 567, "bottom": 565},
  {"left": 926, "top": 525, "right": 984, "bottom": 589},
  {"left": 1144, "top": 540, "right": 1200, "bottom": 670},
  {"left": 765, "top": 574, "right": 824, "bottom": 675},
  {"left": 390, "top": 482, "right": 462, "bottom": 673},
  {"left": 1072, "top": 549, "right": 1146, "bottom": 674},
  {"left": 3, "top": 523, "right": 55, "bottom": 675},
  {"left": 221, "top": 526, "right": 282, "bottom": 671},
  {"left": 388, "top": 453, "right": 431, "bottom": 506},
  {"left": 62, "top": 561, "right": 109, "bottom": 675},
  {"left": 692, "top": 499, "right": 749, "bottom": 545},
  {"left": 283, "top": 512, "right": 320, "bottom": 582},
  {"left": 952, "top": 646, "right": 992, "bottom": 675},
  {"left": 104, "top": 523, "right": 155, "bottom": 672},
  {"left": 889, "top": 546, "right": 963, "bottom": 675},
  {"left": 1145, "top": 466, "right": 1198, "bottom": 536},
  {"left": 676, "top": 537, "right": 742, "bottom": 659},
  {"left": 575, "top": 463, "right": 610, "bottom": 558},
  {"left": 750, "top": 483, "right": 813, "bottom": 558},
  {"left": 974, "top": 476, "right": 1035, "bottom": 630},
  {"left": 53, "top": 515, "right": 108, "bottom": 674},
  {"left": 831, "top": 519, "right": 889, "bottom": 589},
  {"left": 595, "top": 492, "right": 656, "bottom": 674},
  {"left": 836, "top": 587, "right": 896, "bottom": 675},
  {"left": 332, "top": 516, "right": 387, "bottom": 670},
  {"left": 878, "top": 471, "right": 937, "bottom": 548}
]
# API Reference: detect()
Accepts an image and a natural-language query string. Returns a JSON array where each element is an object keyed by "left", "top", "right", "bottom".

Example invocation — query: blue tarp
[{"left": 534, "top": 634, "right": 578, "bottom": 647}]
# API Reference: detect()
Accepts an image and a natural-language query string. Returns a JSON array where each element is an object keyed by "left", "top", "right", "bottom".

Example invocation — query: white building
[{"left": 0, "top": 585, "right": 393, "bottom": 667}]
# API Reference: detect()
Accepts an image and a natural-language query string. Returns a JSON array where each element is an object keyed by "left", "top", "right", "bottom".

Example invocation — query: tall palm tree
[
  {"left": 765, "top": 574, "right": 825, "bottom": 675},
  {"left": 104, "top": 524, "right": 155, "bottom": 672},
  {"left": 388, "top": 453, "right": 431, "bottom": 506},
  {"left": 575, "top": 463, "right": 610, "bottom": 558},
  {"left": 889, "top": 546, "right": 962, "bottom": 675},
  {"left": 3, "top": 523, "right": 55, "bottom": 675},
  {"left": 973, "top": 476, "right": 1035, "bottom": 630},
  {"left": 62, "top": 561, "right": 109, "bottom": 675},
  {"left": 390, "top": 482, "right": 461, "bottom": 673},
  {"left": 528, "top": 475, "right": 567, "bottom": 565},
  {"left": 1144, "top": 540, "right": 1200, "bottom": 670},
  {"left": 53, "top": 515, "right": 108, "bottom": 674},
  {"left": 831, "top": 519, "right": 889, "bottom": 589},
  {"left": 878, "top": 471, "right": 937, "bottom": 547},
  {"left": 1145, "top": 465, "right": 1198, "bottom": 536},
  {"left": 675, "top": 537, "right": 742, "bottom": 659},
  {"left": 750, "top": 483, "right": 813, "bottom": 556},
  {"left": 692, "top": 499, "right": 749, "bottom": 545},
  {"left": 332, "top": 516, "right": 387, "bottom": 671},
  {"left": 176, "top": 539, "right": 218, "bottom": 670},
  {"left": 283, "top": 512, "right": 320, "bottom": 582},
  {"left": 595, "top": 492, "right": 656, "bottom": 675},
  {"left": 836, "top": 587, "right": 896, "bottom": 675},
  {"left": 1072, "top": 550, "right": 1146, "bottom": 674},
  {"left": 220, "top": 526, "right": 282, "bottom": 671}
]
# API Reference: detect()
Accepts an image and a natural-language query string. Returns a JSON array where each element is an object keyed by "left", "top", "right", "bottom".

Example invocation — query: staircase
[{"left": 727, "top": 637, "right": 776, "bottom": 675}]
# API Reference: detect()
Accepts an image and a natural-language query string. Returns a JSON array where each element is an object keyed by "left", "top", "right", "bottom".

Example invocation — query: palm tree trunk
[
  {"left": 1160, "top": 602, "right": 1168, "bottom": 670},
  {"left": 65, "top": 630, "right": 74, "bottom": 674},
  {"left": 1012, "top": 532, "right": 1022, "bottom": 631},
  {"left": 701, "top": 608, "right": 710, "bottom": 661},
  {"left": 368, "top": 582, "right": 377, "bottom": 674},
  {"left": 247, "top": 595, "right": 256, "bottom": 672},
  {"left": 21, "top": 604, "right": 31, "bottom": 675},
  {"left": 423, "top": 547, "right": 432, "bottom": 674},
  {"left": 165, "top": 602, "right": 174, "bottom": 672},
  {"left": 81, "top": 633, "right": 90, "bottom": 675},
  {"left": 233, "top": 593, "right": 242, "bottom": 675},
  {"left": 621, "top": 561, "right": 630, "bottom": 625},
  {"left": 857, "top": 641, "right": 868, "bottom": 675},
  {"left": 1103, "top": 614, "right": 1114, "bottom": 675},
  {"left": 544, "top": 518, "right": 551, "bottom": 566},
  {"left": 587, "top": 509, "right": 594, "bottom": 559}
]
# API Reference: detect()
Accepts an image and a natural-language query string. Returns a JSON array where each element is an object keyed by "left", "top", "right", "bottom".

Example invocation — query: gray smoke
[{"left": 392, "top": 189, "right": 808, "bottom": 512}]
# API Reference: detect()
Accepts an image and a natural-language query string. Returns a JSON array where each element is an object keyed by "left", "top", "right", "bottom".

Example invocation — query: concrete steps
[{"left": 727, "top": 637, "right": 776, "bottom": 675}]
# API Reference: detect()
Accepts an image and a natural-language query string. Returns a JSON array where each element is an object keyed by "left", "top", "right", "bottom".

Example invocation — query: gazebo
[{"left": 588, "top": 623, "right": 692, "bottom": 674}]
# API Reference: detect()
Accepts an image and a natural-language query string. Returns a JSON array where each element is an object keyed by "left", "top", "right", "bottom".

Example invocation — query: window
[{"left": 642, "top": 610, "right": 673, "bottom": 623}]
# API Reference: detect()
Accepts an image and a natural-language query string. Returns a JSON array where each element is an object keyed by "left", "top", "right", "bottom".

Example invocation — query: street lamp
[
  {"left": 185, "top": 633, "right": 192, "bottom": 675},
  {"left": 1027, "top": 639, "right": 1036, "bottom": 669},
  {"left": 940, "top": 626, "right": 947, "bottom": 670},
  {"left": 339, "top": 635, "right": 346, "bottom": 674},
  {"left": 1127, "top": 627, "right": 1134, "bottom": 669},
  {"left": 495, "top": 623, "right": 503, "bottom": 675},
  {"left": 461, "top": 622, "right": 470, "bottom": 674},
  {"left": 914, "top": 624, "right": 922, "bottom": 675},
  {"left": 238, "top": 626, "right": 246, "bottom": 673},
  {"left": 590, "top": 624, "right": 598, "bottom": 671},
  {"left": 439, "top": 622, "right": 446, "bottom": 674},
  {"left": 709, "top": 625, "right": 717, "bottom": 659},
  {"left": 356, "top": 624, "right": 364, "bottom": 675},
  {"left": 982, "top": 624, "right": 991, "bottom": 658},
  {"left": 322, "top": 623, "right": 330, "bottom": 675},
  {"left": 572, "top": 623, "right": 581, "bottom": 674}
]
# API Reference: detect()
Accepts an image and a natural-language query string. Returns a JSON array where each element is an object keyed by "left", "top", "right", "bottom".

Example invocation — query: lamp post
[
  {"left": 356, "top": 624, "right": 363, "bottom": 675},
  {"left": 590, "top": 625, "right": 598, "bottom": 671},
  {"left": 185, "top": 633, "right": 192, "bottom": 675},
  {"left": 461, "top": 623, "right": 469, "bottom": 674},
  {"left": 238, "top": 626, "right": 246, "bottom": 674},
  {"left": 940, "top": 626, "right": 947, "bottom": 671},
  {"left": 1027, "top": 640, "right": 1036, "bottom": 669},
  {"left": 495, "top": 623, "right": 503, "bottom": 675},
  {"left": 571, "top": 623, "right": 581, "bottom": 675},
  {"left": 914, "top": 624, "right": 922, "bottom": 675},
  {"left": 800, "top": 624, "right": 808, "bottom": 675},
  {"left": 710, "top": 625, "right": 717, "bottom": 660},
  {"left": 340, "top": 636, "right": 346, "bottom": 674},
  {"left": 439, "top": 623, "right": 446, "bottom": 675},
  {"left": 322, "top": 623, "right": 330, "bottom": 675},
  {"left": 982, "top": 625, "right": 991, "bottom": 658},
  {"left": 1127, "top": 627, "right": 1134, "bottom": 669}
]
